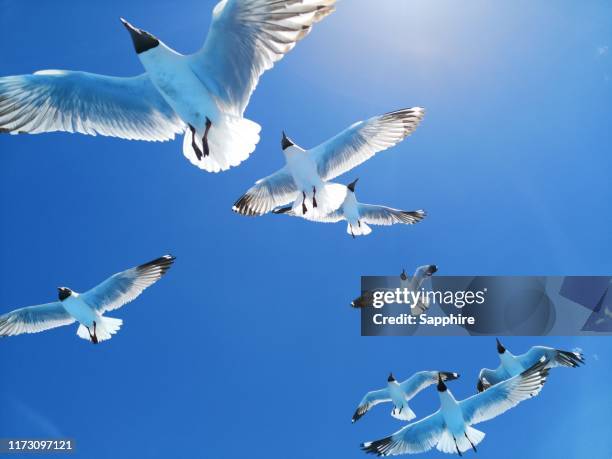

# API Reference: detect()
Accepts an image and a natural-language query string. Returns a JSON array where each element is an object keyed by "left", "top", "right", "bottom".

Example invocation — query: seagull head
[
  {"left": 496, "top": 338, "right": 506, "bottom": 354},
  {"left": 476, "top": 379, "right": 485, "bottom": 393},
  {"left": 57, "top": 287, "right": 73, "bottom": 301},
  {"left": 387, "top": 372, "right": 396, "bottom": 383},
  {"left": 347, "top": 178, "right": 359, "bottom": 193},
  {"left": 400, "top": 269, "right": 408, "bottom": 281},
  {"left": 424, "top": 265, "right": 438, "bottom": 277},
  {"left": 437, "top": 373, "right": 448, "bottom": 392},
  {"left": 281, "top": 131, "right": 296, "bottom": 151},
  {"left": 120, "top": 18, "right": 160, "bottom": 54}
]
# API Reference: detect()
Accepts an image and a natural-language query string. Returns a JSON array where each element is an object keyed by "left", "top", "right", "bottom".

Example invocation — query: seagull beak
[
  {"left": 347, "top": 178, "right": 359, "bottom": 192},
  {"left": 120, "top": 17, "right": 138, "bottom": 33}
]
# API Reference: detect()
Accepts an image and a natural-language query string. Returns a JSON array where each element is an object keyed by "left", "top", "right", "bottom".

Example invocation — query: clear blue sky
[{"left": 1, "top": 1, "right": 611, "bottom": 457}]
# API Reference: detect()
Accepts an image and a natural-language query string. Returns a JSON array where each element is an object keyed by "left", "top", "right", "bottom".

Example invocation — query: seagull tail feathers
[
  {"left": 346, "top": 221, "right": 372, "bottom": 237},
  {"left": 182, "top": 115, "right": 261, "bottom": 173},
  {"left": 437, "top": 426, "right": 485, "bottom": 454},
  {"left": 76, "top": 316, "right": 123, "bottom": 343},
  {"left": 391, "top": 404, "right": 416, "bottom": 421}
]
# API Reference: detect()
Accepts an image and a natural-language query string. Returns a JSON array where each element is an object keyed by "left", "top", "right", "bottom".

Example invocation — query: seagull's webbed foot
[
  {"left": 465, "top": 433, "right": 477, "bottom": 452},
  {"left": 312, "top": 186, "right": 318, "bottom": 208},
  {"left": 302, "top": 191, "right": 308, "bottom": 214},
  {"left": 189, "top": 124, "right": 204, "bottom": 161},
  {"left": 202, "top": 117, "right": 212, "bottom": 158}
]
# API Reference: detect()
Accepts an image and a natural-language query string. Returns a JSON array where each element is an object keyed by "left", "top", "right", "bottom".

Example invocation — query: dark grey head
[
  {"left": 496, "top": 338, "right": 506, "bottom": 354},
  {"left": 281, "top": 131, "right": 296, "bottom": 150},
  {"left": 387, "top": 372, "right": 396, "bottom": 383},
  {"left": 400, "top": 269, "right": 408, "bottom": 281},
  {"left": 57, "top": 287, "right": 72, "bottom": 301},
  {"left": 347, "top": 178, "right": 359, "bottom": 193},
  {"left": 477, "top": 379, "right": 485, "bottom": 393},
  {"left": 120, "top": 18, "right": 160, "bottom": 54},
  {"left": 425, "top": 265, "right": 438, "bottom": 276},
  {"left": 437, "top": 373, "right": 448, "bottom": 392}
]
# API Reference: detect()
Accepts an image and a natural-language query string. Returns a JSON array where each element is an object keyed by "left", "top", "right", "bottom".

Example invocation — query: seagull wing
[
  {"left": 233, "top": 167, "right": 297, "bottom": 216},
  {"left": 0, "top": 302, "right": 74, "bottom": 337},
  {"left": 477, "top": 365, "right": 510, "bottom": 391},
  {"left": 358, "top": 204, "right": 426, "bottom": 226},
  {"left": 80, "top": 255, "right": 175, "bottom": 313},
  {"left": 461, "top": 359, "right": 549, "bottom": 425},
  {"left": 309, "top": 108, "right": 425, "bottom": 181},
  {"left": 361, "top": 411, "right": 445, "bottom": 456},
  {"left": 190, "top": 0, "right": 336, "bottom": 115},
  {"left": 0, "top": 71, "right": 184, "bottom": 140},
  {"left": 516, "top": 346, "right": 585, "bottom": 369},
  {"left": 352, "top": 388, "right": 391, "bottom": 423},
  {"left": 272, "top": 205, "right": 344, "bottom": 222}
]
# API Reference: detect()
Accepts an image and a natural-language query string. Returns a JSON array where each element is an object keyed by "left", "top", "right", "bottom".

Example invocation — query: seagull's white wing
[
  {"left": 309, "top": 108, "right": 425, "bottom": 181},
  {"left": 361, "top": 411, "right": 445, "bottom": 456},
  {"left": 400, "top": 371, "right": 458, "bottom": 399},
  {"left": 359, "top": 204, "right": 426, "bottom": 226},
  {"left": 233, "top": 167, "right": 297, "bottom": 216},
  {"left": 352, "top": 388, "right": 391, "bottom": 423},
  {"left": 0, "top": 71, "right": 184, "bottom": 141},
  {"left": 477, "top": 364, "right": 511, "bottom": 391},
  {"left": 272, "top": 205, "right": 344, "bottom": 222},
  {"left": 190, "top": 0, "right": 336, "bottom": 115},
  {"left": 80, "top": 255, "right": 175, "bottom": 313},
  {"left": 516, "top": 346, "right": 585, "bottom": 370},
  {"left": 462, "top": 359, "right": 549, "bottom": 425},
  {"left": 0, "top": 302, "right": 74, "bottom": 337}
]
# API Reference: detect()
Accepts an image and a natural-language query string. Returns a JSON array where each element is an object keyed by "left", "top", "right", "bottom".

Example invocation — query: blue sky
[{"left": 0, "top": 0, "right": 611, "bottom": 457}]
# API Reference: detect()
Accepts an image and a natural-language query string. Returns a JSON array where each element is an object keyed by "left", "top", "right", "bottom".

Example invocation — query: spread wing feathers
[
  {"left": 272, "top": 205, "right": 345, "bottom": 222},
  {"left": 359, "top": 204, "right": 426, "bottom": 226},
  {"left": 516, "top": 346, "right": 585, "bottom": 370},
  {"left": 361, "top": 411, "right": 445, "bottom": 456},
  {"left": 191, "top": 0, "right": 336, "bottom": 115},
  {"left": 352, "top": 388, "right": 391, "bottom": 423},
  {"left": 0, "top": 71, "right": 184, "bottom": 140},
  {"left": 310, "top": 107, "right": 425, "bottom": 181},
  {"left": 399, "top": 371, "right": 458, "bottom": 399},
  {"left": 233, "top": 168, "right": 297, "bottom": 216},
  {"left": 477, "top": 365, "right": 510, "bottom": 391},
  {"left": 81, "top": 255, "right": 175, "bottom": 313},
  {"left": 461, "top": 359, "right": 550, "bottom": 426},
  {"left": 0, "top": 302, "right": 74, "bottom": 337}
]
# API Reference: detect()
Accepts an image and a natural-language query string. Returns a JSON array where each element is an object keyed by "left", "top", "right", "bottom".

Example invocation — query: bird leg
[
  {"left": 189, "top": 124, "right": 204, "bottom": 161},
  {"left": 202, "top": 117, "right": 212, "bottom": 158},
  {"left": 464, "top": 433, "right": 477, "bottom": 452},
  {"left": 88, "top": 321, "right": 99, "bottom": 344},
  {"left": 302, "top": 191, "right": 308, "bottom": 214},
  {"left": 452, "top": 435, "right": 462, "bottom": 456},
  {"left": 350, "top": 224, "right": 355, "bottom": 239},
  {"left": 358, "top": 220, "right": 361, "bottom": 227},
  {"left": 312, "top": 186, "right": 318, "bottom": 208}
]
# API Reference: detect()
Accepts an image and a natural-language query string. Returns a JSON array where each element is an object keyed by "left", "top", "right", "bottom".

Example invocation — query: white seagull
[
  {"left": 0, "top": 255, "right": 175, "bottom": 343},
  {"left": 273, "top": 178, "right": 426, "bottom": 237},
  {"left": 476, "top": 338, "right": 584, "bottom": 392},
  {"left": 362, "top": 361, "right": 550, "bottom": 456},
  {"left": 233, "top": 107, "right": 426, "bottom": 217},
  {"left": 0, "top": 0, "right": 336, "bottom": 173},
  {"left": 400, "top": 265, "right": 437, "bottom": 315},
  {"left": 352, "top": 371, "right": 459, "bottom": 423}
]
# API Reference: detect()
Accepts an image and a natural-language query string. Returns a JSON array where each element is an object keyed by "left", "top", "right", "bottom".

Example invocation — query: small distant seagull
[
  {"left": 362, "top": 361, "right": 550, "bottom": 456},
  {"left": 351, "top": 265, "right": 437, "bottom": 309},
  {"left": 476, "top": 339, "right": 584, "bottom": 392},
  {"left": 233, "top": 108, "right": 425, "bottom": 217},
  {"left": 352, "top": 371, "right": 459, "bottom": 423},
  {"left": 0, "top": 1, "right": 336, "bottom": 173},
  {"left": 0, "top": 255, "right": 175, "bottom": 343},
  {"left": 400, "top": 265, "right": 437, "bottom": 315},
  {"left": 273, "top": 178, "right": 426, "bottom": 237}
]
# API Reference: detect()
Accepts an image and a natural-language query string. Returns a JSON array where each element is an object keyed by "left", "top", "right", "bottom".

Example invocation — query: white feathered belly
[
  {"left": 286, "top": 155, "right": 322, "bottom": 191},
  {"left": 61, "top": 296, "right": 96, "bottom": 326}
]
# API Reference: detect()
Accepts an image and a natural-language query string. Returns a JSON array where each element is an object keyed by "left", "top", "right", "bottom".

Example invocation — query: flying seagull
[
  {"left": 351, "top": 265, "right": 437, "bottom": 309},
  {"left": 362, "top": 361, "right": 550, "bottom": 456},
  {"left": 476, "top": 339, "right": 584, "bottom": 392},
  {"left": 233, "top": 107, "right": 426, "bottom": 216},
  {"left": 0, "top": 1, "right": 336, "bottom": 173},
  {"left": 352, "top": 371, "right": 459, "bottom": 423},
  {"left": 0, "top": 255, "right": 175, "bottom": 343},
  {"left": 273, "top": 178, "right": 426, "bottom": 237}
]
